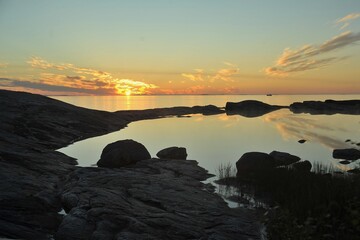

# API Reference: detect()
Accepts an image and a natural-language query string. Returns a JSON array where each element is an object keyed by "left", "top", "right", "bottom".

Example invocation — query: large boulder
[
  {"left": 225, "top": 100, "right": 286, "bottom": 118},
  {"left": 97, "top": 140, "right": 151, "bottom": 168},
  {"left": 333, "top": 148, "right": 360, "bottom": 160},
  {"left": 236, "top": 152, "right": 275, "bottom": 176},
  {"left": 156, "top": 147, "right": 187, "bottom": 160},
  {"left": 270, "top": 151, "right": 301, "bottom": 167}
]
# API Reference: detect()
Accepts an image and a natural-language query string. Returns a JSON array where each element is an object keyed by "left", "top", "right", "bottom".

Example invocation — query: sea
[{"left": 54, "top": 94, "right": 360, "bottom": 178}]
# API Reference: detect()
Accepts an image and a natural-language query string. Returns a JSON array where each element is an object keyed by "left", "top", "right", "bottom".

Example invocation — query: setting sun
[{"left": 125, "top": 89, "right": 131, "bottom": 96}]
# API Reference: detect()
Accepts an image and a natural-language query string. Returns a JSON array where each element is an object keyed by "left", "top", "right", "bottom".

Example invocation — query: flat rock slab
[{"left": 56, "top": 159, "right": 261, "bottom": 240}]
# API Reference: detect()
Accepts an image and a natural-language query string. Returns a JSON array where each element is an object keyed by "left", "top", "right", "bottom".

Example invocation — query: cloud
[
  {"left": 0, "top": 77, "right": 114, "bottom": 95},
  {"left": 212, "top": 63, "right": 239, "bottom": 82},
  {"left": 265, "top": 31, "right": 360, "bottom": 76},
  {"left": 336, "top": 12, "right": 360, "bottom": 29},
  {"left": 181, "top": 69, "right": 204, "bottom": 81},
  {"left": 23, "top": 57, "right": 158, "bottom": 95},
  {"left": 182, "top": 63, "right": 239, "bottom": 82}
]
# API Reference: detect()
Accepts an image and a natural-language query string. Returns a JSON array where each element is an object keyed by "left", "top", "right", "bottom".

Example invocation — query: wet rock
[
  {"left": 156, "top": 147, "right": 187, "bottom": 160},
  {"left": 236, "top": 152, "right": 275, "bottom": 176},
  {"left": 298, "top": 139, "right": 306, "bottom": 144},
  {"left": 290, "top": 100, "right": 360, "bottom": 115},
  {"left": 269, "top": 151, "right": 301, "bottom": 167},
  {"left": 97, "top": 140, "right": 151, "bottom": 168},
  {"left": 292, "top": 160, "right": 312, "bottom": 172},
  {"left": 225, "top": 100, "right": 287, "bottom": 118},
  {"left": 332, "top": 148, "right": 360, "bottom": 160}
]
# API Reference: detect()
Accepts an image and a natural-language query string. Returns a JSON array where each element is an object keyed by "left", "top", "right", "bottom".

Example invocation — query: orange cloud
[
  {"left": 181, "top": 69, "right": 204, "bottom": 81},
  {"left": 182, "top": 63, "right": 239, "bottom": 82},
  {"left": 25, "top": 57, "right": 157, "bottom": 95},
  {"left": 265, "top": 31, "right": 360, "bottom": 76}
]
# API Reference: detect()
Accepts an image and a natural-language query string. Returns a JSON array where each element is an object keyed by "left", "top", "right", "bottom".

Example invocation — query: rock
[
  {"left": 339, "top": 160, "right": 351, "bottom": 165},
  {"left": 332, "top": 148, "right": 360, "bottom": 160},
  {"left": 225, "top": 100, "right": 287, "bottom": 118},
  {"left": 345, "top": 139, "right": 351, "bottom": 142},
  {"left": 298, "top": 139, "right": 306, "bottom": 144},
  {"left": 269, "top": 151, "right": 301, "bottom": 167},
  {"left": 56, "top": 159, "right": 261, "bottom": 239},
  {"left": 0, "top": 90, "right": 257, "bottom": 239},
  {"left": 156, "top": 147, "right": 187, "bottom": 160},
  {"left": 97, "top": 140, "right": 151, "bottom": 168},
  {"left": 290, "top": 100, "right": 360, "bottom": 115},
  {"left": 236, "top": 152, "right": 275, "bottom": 176},
  {"left": 292, "top": 160, "right": 312, "bottom": 172}
]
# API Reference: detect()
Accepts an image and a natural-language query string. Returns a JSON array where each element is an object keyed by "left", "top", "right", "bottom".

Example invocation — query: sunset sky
[{"left": 0, "top": 0, "right": 359, "bottom": 95}]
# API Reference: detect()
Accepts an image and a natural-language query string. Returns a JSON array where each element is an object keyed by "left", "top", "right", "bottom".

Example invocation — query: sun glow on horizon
[{"left": 125, "top": 89, "right": 132, "bottom": 96}]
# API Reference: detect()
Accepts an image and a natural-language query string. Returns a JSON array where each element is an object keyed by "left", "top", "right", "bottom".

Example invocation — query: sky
[{"left": 0, "top": 0, "right": 359, "bottom": 95}]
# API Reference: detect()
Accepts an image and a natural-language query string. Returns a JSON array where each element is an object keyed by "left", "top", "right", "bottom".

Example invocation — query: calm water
[{"left": 55, "top": 95, "right": 360, "bottom": 176}]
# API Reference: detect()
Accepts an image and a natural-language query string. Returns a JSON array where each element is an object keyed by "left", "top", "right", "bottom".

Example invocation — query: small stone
[{"left": 298, "top": 139, "right": 306, "bottom": 144}]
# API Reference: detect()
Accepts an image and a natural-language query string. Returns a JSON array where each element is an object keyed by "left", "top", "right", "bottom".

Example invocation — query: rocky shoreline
[
  {"left": 0, "top": 90, "right": 260, "bottom": 239},
  {"left": 1, "top": 89, "right": 360, "bottom": 239}
]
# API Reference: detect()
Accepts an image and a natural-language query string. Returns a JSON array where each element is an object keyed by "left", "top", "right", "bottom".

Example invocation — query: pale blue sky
[{"left": 0, "top": 0, "right": 359, "bottom": 95}]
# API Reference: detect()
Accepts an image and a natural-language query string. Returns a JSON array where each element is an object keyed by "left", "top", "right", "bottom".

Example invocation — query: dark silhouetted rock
[
  {"left": 156, "top": 146, "right": 187, "bottom": 160},
  {"left": 225, "top": 100, "right": 287, "bottom": 118},
  {"left": 345, "top": 139, "right": 351, "bottom": 142},
  {"left": 333, "top": 148, "right": 360, "bottom": 160},
  {"left": 339, "top": 160, "right": 351, "bottom": 165},
  {"left": 236, "top": 152, "right": 275, "bottom": 176},
  {"left": 298, "top": 139, "right": 306, "bottom": 144},
  {"left": 270, "top": 151, "right": 301, "bottom": 167},
  {"left": 292, "top": 160, "right": 312, "bottom": 172},
  {"left": 97, "top": 140, "right": 151, "bottom": 168},
  {"left": 290, "top": 100, "right": 360, "bottom": 115}
]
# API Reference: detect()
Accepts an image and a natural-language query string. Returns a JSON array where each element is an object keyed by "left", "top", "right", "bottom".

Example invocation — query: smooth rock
[
  {"left": 298, "top": 139, "right": 306, "bottom": 144},
  {"left": 269, "top": 151, "right": 301, "bottom": 166},
  {"left": 332, "top": 148, "right": 360, "bottom": 160},
  {"left": 236, "top": 152, "right": 275, "bottom": 176},
  {"left": 156, "top": 147, "right": 187, "bottom": 160},
  {"left": 97, "top": 140, "right": 151, "bottom": 168}
]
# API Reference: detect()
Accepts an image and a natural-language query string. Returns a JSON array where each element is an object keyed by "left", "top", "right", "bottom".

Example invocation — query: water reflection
[{"left": 58, "top": 110, "right": 360, "bottom": 174}]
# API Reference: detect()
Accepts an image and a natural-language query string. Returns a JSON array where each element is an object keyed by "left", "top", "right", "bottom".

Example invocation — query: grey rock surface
[{"left": 56, "top": 159, "right": 261, "bottom": 240}]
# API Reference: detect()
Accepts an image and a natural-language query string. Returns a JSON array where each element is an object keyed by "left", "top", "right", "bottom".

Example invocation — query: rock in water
[
  {"left": 97, "top": 140, "right": 151, "bottom": 168},
  {"left": 270, "top": 151, "right": 301, "bottom": 167},
  {"left": 333, "top": 148, "right": 360, "bottom": 160},
  {"left": 236, "top": 152, "right": 275, "bottom": 176},
  {"left": 292, "top": 160, "right": 312, "bottom": 172},
  {"left": 156, "top": 147, "right": 187, "bottom": 160},
  {"left": 225, "top": 100, "right": 286, "bottom": 118}
]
